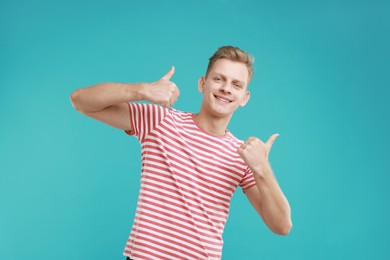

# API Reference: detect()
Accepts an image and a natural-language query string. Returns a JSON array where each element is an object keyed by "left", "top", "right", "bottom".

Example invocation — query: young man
[{"left": 70, "top": 46, "right": 292, "bottom": 260}]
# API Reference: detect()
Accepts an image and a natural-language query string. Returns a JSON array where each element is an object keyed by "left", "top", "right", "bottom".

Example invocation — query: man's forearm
[
  {"left": 70, "top": 82, "right": 145, "bottom": 113},
  {"left": 253, "top": 165, "right": 292, "bottom": 235}
]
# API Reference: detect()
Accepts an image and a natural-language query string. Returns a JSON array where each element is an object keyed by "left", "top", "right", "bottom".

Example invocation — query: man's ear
[
  {"left": 198, "top": 76, "right": 205, "bottom": 93},
  {"left": 240, "top": 91, "right": 250, "bottom": 107}
]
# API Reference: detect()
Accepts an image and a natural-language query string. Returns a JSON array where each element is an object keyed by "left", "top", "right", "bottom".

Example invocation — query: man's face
[{"left": 198, "top": 58, "right": 250, "bottom": 118}]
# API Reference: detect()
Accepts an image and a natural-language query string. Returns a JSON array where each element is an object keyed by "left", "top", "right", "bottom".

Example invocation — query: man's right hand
[
  {"left": 70, "top": 66, "right": 180, "bottom": 131},
  {"left": 141, "top": 66, "right": 180, "bottom": 107}
]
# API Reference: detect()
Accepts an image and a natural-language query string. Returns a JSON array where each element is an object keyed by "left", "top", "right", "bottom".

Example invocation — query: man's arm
[
  {"left": 70, "top": 66, "right": 179, "bottom": 130},
  {"left": 238, "top": 135, "right": 292, "bottom": 235}
]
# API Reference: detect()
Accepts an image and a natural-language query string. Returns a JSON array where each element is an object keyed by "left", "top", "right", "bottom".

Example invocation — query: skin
[
  {"left": 70, "top": 59, "right": 292, "bottom": 235},
  {"left": 194, "top": 59, "right": 250, "bottom": 136}
]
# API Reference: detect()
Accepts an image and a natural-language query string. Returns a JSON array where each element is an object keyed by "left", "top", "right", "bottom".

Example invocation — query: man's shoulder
[
  {"left": 134, "top": 103, "right": 192, "bottom": 118},
  {"left": 167, "top": 107, "right": 193, "bottom": 119},
  {"left": 169, "top": 107, "right": 191, "bottom": 114},
  {"left": 225, "top": 131, "right": 244, "bottom": 145}
]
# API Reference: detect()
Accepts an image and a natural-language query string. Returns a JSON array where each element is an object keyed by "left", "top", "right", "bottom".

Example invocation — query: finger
[
  {"left": 170, "top": 97, "right": 178, "bottom": 107},
  {"left": 171, "top": 84, "right": 180, "bottom": 98},
  {"left": 237, "top": 147, "right": 244, "bottom": 156},
  {"left": 266, "top": 134, "right": 279, "bottom": 149},
  {"left": 241, "top": 137, "right": 255, "bottom": 148},
  {"left": 175, "top": 85, "right": 180, "bottom": 97},
  {"left": 161, "top": 66, "right": 175, "bottom": 81}
]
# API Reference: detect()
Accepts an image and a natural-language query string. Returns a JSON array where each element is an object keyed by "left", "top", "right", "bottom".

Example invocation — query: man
[{"left": 70, "top": 46, "right": 292, "bottom": 260}]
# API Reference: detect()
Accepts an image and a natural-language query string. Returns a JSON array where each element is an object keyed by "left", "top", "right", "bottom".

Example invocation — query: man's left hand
[{"left": 237, "top": 134, "right": 279, "bottom": 176}]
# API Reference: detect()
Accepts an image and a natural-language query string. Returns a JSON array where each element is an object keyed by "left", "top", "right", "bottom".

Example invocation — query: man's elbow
[
  {"left": 70, "top": 89, "right": 83, "bottom": 112},
  {"left": 273, "top": 220, "right": 293, "bottom": 236}
]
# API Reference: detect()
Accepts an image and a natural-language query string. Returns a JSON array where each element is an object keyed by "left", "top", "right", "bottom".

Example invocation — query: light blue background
[{"left": 1, "top": 0, "right": 389, "bottom": 259}]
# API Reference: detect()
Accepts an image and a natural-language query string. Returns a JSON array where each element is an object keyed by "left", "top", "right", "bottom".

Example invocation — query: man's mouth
[{"left": 214, "top": 94, "right": 233, "bottom": 103}]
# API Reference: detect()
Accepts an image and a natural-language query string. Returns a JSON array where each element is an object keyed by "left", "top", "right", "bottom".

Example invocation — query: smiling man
[{"left": 70, "top": 46, "right": 292, "bottom": 260}]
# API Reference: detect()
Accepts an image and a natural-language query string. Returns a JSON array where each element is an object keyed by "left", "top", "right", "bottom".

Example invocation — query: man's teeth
[{"left": 216, "top": 96, "right": 231, "bottom": 103}]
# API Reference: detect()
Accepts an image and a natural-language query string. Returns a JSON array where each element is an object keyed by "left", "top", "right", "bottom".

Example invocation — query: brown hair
[{"left": 206, "top": 46, "right": 255, "bottom": 82}]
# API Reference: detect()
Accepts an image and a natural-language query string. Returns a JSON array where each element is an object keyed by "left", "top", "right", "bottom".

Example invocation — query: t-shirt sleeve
[
  {"left": 124, "top": 103, "right": 168, "bottom": 142},
  {"left": 239, "top": 166, "right": 257, "bottom": 193}
]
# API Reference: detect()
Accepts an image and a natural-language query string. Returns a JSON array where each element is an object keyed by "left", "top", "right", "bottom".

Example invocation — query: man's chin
[{"left": 209, "top": 108, "right": 235, "bottom": 119}]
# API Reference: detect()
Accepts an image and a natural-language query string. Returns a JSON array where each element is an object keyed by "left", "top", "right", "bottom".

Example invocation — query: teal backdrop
[{"left": 1, "top": 0, "right": 389, "bottom": 259}]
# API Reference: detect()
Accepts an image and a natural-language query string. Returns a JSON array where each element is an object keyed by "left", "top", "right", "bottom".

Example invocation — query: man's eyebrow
[{"left": 211, "top": 72, "right": 225, "bottom": 78}]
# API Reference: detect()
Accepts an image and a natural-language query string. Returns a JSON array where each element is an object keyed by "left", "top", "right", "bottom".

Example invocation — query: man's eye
[
  {"left": 214, "top": 77, "right": 222, "bottom": 81},
  {"left": 234, "top": 83, "right": 242, "bottom": 88}
]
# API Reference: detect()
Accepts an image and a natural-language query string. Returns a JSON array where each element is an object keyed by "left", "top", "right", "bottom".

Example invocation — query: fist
[
  {"left": 143, "top": 66, "right": 180, "bottom": 107},
  {"left": 237, "top": 134, "right": 279, "bottom": 173}
]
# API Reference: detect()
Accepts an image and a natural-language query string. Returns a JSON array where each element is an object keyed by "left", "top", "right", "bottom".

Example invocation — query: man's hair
[{"left": 206, "top": 46, "right": 255, "bottom": 82}]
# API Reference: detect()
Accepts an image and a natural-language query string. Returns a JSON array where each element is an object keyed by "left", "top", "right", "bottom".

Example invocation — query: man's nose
[{"left": 220, "top": 82, "right": 232, "bottom": 94}]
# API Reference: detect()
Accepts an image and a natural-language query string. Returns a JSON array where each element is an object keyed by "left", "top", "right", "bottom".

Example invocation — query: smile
[{"left": 214, "top": 94, "right": 233, "bottom": 103}]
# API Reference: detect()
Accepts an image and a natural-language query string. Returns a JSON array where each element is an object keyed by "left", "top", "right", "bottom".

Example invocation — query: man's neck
[{"left": 193, "top": 110, "right": 232, "bottom": 137}]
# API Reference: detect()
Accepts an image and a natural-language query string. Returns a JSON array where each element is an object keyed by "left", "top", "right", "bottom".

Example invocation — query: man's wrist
[
  {"left": 126, "top": 82, "right": 149, "bottom": 101},
  {"left": 252, "top": 162, "right": 273, "bottom": 180}
]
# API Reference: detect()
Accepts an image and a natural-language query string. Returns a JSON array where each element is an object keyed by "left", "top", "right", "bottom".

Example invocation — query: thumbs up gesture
[
  {"left": 237, "top": 134, "right": 279, "bottom": 176},
  {"left": 142, "top": 66, "right": 180, "bottom": 107}
]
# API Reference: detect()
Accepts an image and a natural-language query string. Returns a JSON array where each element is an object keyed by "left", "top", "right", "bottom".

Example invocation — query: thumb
[
  {"left": 266, "top": 133, "right": 279, "bottom": 150},
  {"left": 161, "top": 66, "right": 175, "bottom": 80}
]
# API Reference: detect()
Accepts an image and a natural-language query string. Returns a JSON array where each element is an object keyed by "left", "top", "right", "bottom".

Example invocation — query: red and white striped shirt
[{"left": 124, "top": 103, "right": 256, "bottom": 260}]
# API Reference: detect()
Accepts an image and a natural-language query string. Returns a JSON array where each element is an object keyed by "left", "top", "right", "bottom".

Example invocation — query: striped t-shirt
[{"left": 123, "top": 103, "right": 256, "bottom": 260}]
